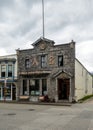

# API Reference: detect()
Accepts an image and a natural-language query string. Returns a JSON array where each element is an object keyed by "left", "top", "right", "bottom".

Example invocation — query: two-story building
[
  {"left": 17, "top": 37, "right": 75, "bottom": 102},
  {"left": 17, "top": 37, "right": 93, "bottom": 102},
  {"left": 0, "top": 54, "right": 17, "bottom": 101}
]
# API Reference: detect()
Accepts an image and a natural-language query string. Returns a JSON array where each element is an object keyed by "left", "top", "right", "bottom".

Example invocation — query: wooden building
[{"left": 0, "top": 54, "right": 17, "bottom": 101}]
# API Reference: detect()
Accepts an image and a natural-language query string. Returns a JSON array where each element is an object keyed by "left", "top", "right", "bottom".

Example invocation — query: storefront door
[{"left": 58, "top": 79, "right": 70, "bottom": 100}]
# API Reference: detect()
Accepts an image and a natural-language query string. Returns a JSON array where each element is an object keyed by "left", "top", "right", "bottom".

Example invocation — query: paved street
[{"left": 0, "top": 100, "right": 93, "bottom": 130}]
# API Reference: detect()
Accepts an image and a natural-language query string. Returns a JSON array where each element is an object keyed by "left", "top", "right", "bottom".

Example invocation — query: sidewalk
[{"left": 0, "top": 100, "right": 72, "bottom": 106}]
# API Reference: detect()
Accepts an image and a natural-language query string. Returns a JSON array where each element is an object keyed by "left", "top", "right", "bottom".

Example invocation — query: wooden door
[{"left": 58, "top": 79, "right": 70, "bottom": 100}]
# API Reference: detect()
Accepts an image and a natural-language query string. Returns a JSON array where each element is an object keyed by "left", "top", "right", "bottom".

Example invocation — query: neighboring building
[
  {"left": 0, "top": 54, "right": 17, "bottom": 101},
  {"left": 16, "top": 37, "right": 93, "bottom": 102},
  {"left": 75, "top": 59, "right": 93, "bottom": 101}
]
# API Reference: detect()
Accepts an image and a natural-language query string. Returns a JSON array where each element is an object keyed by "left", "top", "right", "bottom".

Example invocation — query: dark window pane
[
  {"left": 58, "top": 56, "right": 63, "bottom": 66},
  {"left": 30, "top": 79, "right": 39, "bottom": 95},
  {"left": 1, "top": 65, "right": 6, "bottom": 77},
  {"left": 23, "top": 80, "right": 27, "bottom": 95},
  {"left": 1, "top": 72, "right": 5, "bottom": 77},
  {"left": 42, "top": 79, "right": 47, "bottom": 95},
  {"left": 8, "top": 65, "right": 12, "bottom": 77},
  {"left": 25, "top": 59, "right": 30, "bottom": 68},
  {"left": 8, "top": 72, "right": 12, "bottom": 77}
]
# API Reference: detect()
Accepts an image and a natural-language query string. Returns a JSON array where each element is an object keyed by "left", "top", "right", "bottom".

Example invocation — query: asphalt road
[{"left": 0, "top": 100, "right": 93, "bottom": 130}]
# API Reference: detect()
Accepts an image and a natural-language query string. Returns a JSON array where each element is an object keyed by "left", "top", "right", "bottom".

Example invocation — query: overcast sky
[{"left": 0, "top": 0, "right": 93, "bottom": 72}]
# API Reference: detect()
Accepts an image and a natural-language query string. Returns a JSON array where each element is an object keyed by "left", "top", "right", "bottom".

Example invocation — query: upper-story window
[
  {"left": 41, "top": 55, "right": 47, "bottom": 68},
  {"left": 1, "top": 65, "right": 6, "bottom": 77},
  {"left": 58, "top": 55, "right": 63, "bottom": 67},
  {"left": 25, "top": 59, "right": 30, "bottom": 69},
  {"left": 8, "top": 65, "right": 12, "bottom": 77}
]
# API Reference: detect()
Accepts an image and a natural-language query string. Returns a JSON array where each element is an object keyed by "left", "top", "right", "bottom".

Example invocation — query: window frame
[
  {"left": 25, "top": 58, "right": 30, "bottom": 69},
  {"left": 41, "top": 55, "right": 47, "bottom": 68},
  {"left": 1, "top": 65, "right": 6, "bottom": 78},
  {"left": 8, "top": 64, "right": 13, "bottom": 77},
  {"left": 30, "top": 79, "right": 40, "bottom": 96},
  {"left": 58, "top": 55, "right": 63, "bottom": 67}
]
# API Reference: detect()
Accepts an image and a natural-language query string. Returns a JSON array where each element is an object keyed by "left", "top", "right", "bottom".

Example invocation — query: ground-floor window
[
  {"left": 0, "top": 83, "right": 16, "bottom": 100},
  {"left": 3, "top": 83, "right": 11, "bottom": 99},
  {"left": 3, "top": 87, "right": 11, "bottom": 99},
  {"left": 22, "top": 78, "right": 47, "bottom": 96},
  {"left": 30, "top": 79, "right": 39, "bottom": 96},
  {"left": 28, "top": 79, "right": 47, "bottom": 96}
]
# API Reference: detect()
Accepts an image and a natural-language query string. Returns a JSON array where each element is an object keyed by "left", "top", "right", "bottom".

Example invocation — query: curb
[{"left": 0, "top": 101, "right": 72, "bottom": 106}]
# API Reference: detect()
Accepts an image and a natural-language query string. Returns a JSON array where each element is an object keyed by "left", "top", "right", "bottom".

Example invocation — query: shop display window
[{"left": 30, "top": 79, "right": 39, "bottom": 96}]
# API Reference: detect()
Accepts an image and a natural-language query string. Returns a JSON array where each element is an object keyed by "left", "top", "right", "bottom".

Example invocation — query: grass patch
[{"left": 78, "top": 94, "right": 93, "bottom": 103}]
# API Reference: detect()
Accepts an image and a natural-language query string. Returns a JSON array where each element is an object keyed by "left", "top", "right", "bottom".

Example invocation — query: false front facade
[
  {"left": 17, "top": 38, "right": 75, "bottom": 102},
  {"left": 0, "top": 54, "right": 17, "bottom": 101}
]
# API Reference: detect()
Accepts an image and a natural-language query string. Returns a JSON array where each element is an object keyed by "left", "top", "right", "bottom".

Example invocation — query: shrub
[{"left": 78, "top": 94, "right": 93, "bottom": 103}]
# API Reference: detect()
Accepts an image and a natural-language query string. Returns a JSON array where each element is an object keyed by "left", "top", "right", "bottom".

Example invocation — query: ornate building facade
[{"left": 17, "top": 38, "right": 76, "bottom": 102}]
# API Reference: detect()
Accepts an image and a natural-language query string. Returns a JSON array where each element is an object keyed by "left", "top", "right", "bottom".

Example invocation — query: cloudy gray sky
[{"left": 0, "top": 0, "right": 93, "bottom": 72}]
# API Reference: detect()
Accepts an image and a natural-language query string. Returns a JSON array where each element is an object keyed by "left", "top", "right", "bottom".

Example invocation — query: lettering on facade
[
  {"left": 31, "top": 57, "right": 38, "bottom": 66},
  {"left": 48, "top": 56, "right": 55, "bottom": 65}
]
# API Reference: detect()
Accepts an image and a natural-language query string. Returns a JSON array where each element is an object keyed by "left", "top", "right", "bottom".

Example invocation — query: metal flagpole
[{"left": 42, "top": 0, "right": 45, "bottom": 38}]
